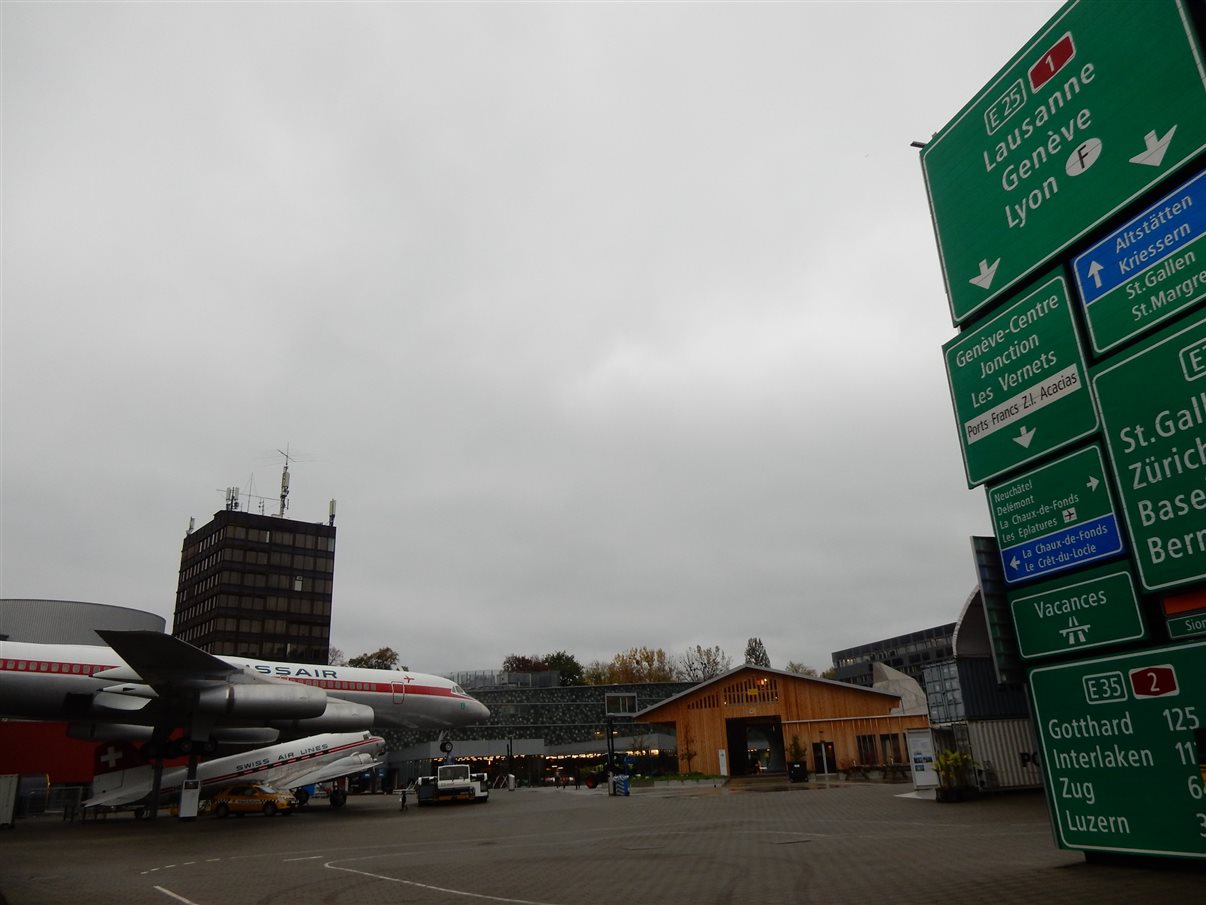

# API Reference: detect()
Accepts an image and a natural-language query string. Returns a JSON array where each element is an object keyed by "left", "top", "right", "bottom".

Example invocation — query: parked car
[{"left": 211, "top": 784, "right": 297, "bottom": 817}]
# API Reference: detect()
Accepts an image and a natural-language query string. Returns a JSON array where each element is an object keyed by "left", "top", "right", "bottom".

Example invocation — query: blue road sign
[
  {"left": 1073, "top": 169, "right": 1206, "bottom": 352},
  {"left": 1000, "top": 513, "right": 1125, "bottom": 585}
]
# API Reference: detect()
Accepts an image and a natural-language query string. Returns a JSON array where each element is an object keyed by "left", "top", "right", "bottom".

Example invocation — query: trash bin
[
  {"left": 507, "top": 774, "right": 516, "bottom": 791},
  {"left": 613, "top": 774, "right": 630, "bottom": 796},
  {"left": 788, "top": 762, "right": 809, "bottom": 783}
]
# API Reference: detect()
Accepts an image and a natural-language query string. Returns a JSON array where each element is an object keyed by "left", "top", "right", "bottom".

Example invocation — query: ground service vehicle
[
  {"left": 211, "top": 784, "right": 297, "bottom": 817},
  {"left": 415, "top": 764, "right": 489, "bottom": 805}
]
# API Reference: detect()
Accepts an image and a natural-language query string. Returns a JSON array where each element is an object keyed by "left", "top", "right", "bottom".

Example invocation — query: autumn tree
[
  {"left": 582, "top": 660, "right": 611, "bottom": 685},
  {"left": 744, "top": 637, "right": 771, "bottom": 668},
  {"left": 677, "top": 644, "right": 732, "bottom": 682},
  {"left": 347, "top": 646, "right": 400, "bottom": 670},
  {"left": 784, "top": 661, "right": 818, "bottom": 677},
  {"left": 608, "top": 647, "right": 676, "bottom": 683},
  {"left": 327, "top": 647, "right": 347, "bottom": 666}
]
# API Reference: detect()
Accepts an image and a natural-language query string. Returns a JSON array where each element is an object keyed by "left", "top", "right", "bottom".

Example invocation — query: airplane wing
[
  {"left": 96, "top": 630, "right": 249, "bottom": 685},
  {"left": 274, "top": 750, "right": 384, "bottom": 791},
  {"left": 91, "top": 631, "right": 328, "bottom": 735}
]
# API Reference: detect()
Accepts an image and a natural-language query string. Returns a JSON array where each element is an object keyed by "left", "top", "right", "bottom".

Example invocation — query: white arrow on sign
[
  {"left": 969, "top": 258, "right": 1001, "bottom": 290},
  {"left": 1086, "top": 260, "right": 1104, "bottom": 289},
  {"left": 1013, "top": 425, "right": 1036, "bottom": 448},
  {"left": 1129, "top": 126, "right": 1177, "bottom": 167},
  {"left": 1086, "top": 475, "right": 1100, "bottom": 492},
  {"left": 1010, "top": 556, "right": 1022, "bottom": 571}
]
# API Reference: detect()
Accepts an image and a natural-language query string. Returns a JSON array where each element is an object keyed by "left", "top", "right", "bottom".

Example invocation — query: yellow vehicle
[{"left": 211, "top": 784, "right": 297, "bottom": 818}]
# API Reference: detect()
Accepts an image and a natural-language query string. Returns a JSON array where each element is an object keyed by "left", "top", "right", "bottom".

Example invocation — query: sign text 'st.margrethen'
[{"left": 981, "top": 62, "right": 1096, "bottom": 231}]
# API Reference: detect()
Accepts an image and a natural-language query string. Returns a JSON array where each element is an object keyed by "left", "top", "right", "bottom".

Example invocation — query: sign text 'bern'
[{"left": 1092, "top": 314, "right": 1206, "bottom": 592}]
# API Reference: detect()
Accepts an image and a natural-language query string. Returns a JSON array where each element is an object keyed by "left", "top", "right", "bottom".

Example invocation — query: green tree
[
  {"left": 347, "top": 646, "right": 400, "bottom": 670},
  {"left": 744, "top": 637, "right": 771, "bottom": 668},
  {"left": 543, "top": 650, "right": 584, "bottom": 686},
  {"left": 502, "top": 654, "right": 546, "bottom": 672}
]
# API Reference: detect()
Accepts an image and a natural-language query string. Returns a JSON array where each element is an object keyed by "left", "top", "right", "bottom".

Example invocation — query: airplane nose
[{"left": 475, "top": 701, "right": 491, "bottom": 721}]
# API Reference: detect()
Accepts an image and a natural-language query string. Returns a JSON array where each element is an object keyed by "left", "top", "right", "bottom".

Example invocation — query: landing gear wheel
[
  {"left": 329, "top": 789, "right": 347, "bottom": 809},
  {"left": 294, "top": 789, "right": 310, "bottom": 807}
]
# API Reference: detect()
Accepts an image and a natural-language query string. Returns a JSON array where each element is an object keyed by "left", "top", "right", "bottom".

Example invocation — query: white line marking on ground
[
  {"left": 153, "top": 886, "right": 200, "bottom": 905},
  {"left": 283, "top": 856, "right": 323, "bottom": 862},
  {"left": 325, "top": 862, "right": 563, "bottom": 905}
]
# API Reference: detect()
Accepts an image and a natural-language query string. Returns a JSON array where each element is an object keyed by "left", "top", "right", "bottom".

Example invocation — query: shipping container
[{"left": 964, "top": 718, "right": 1042, "bottom": 791}]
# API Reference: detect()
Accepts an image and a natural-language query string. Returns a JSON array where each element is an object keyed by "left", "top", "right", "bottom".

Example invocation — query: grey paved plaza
[{"left": 1, "top": 781, "right": 1202, "bottom": 904}]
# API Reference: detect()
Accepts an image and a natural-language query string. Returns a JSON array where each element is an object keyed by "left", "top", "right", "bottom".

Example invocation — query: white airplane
[
  {"left": 83, "top": 730, "right": 385, "bottom": 810},
  {"left": 0, "top": 630, "right": 490, "bottom": 750}
]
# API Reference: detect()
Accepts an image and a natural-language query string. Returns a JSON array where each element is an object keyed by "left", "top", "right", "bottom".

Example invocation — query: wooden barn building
[{"left": 637, "top": 665, "right": 929, "bottom": 778}]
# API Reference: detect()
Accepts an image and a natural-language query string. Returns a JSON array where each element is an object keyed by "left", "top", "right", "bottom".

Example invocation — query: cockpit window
[{"left": 452, "top": 685, "right": 466, "bottom": 695}]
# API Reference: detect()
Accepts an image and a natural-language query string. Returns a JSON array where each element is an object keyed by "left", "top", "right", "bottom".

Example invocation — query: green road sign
[
  {"left": 1009, "top": 563, "right": 1146, "bottom": 660},
  {"left": 1168, "top": 611, "right": 1206, "bottom": 639},
  {"left": 944, "top": 273, "right": 1097, "bottom": 487},
  {"left": 1092, "top": 313, "right": 1206, "bottom": 591},
  {"left": 922, "top": 0, "right": 1206, "bottom": 325},
  {"left": 988, "top": 444, "right": 1125, "bottom": 586},
  {"left": 1029, "top": 641, "right": 1206, "bottom": 859}
]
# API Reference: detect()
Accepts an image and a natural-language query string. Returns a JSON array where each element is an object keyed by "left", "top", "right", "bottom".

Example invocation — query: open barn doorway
[{"left": 725, "top": 717, "right": 785, "bottom": 775}]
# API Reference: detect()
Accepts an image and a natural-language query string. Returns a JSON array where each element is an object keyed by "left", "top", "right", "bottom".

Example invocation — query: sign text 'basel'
[
  {"left": 922, "top": 0, "right": 1206, "bottom": 324},
  {"left": 1093, "top": 314, "right": 1206, "bottom": 592}
]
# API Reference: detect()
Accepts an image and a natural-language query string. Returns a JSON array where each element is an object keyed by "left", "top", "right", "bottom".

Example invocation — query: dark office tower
[{"left": 172, "top": 492, "right": 336, "bottom": 665}]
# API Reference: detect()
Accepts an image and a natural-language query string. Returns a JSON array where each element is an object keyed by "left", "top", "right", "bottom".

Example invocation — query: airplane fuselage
[{"left": 0, "top": 639, "right": 490, "bottom": 734}]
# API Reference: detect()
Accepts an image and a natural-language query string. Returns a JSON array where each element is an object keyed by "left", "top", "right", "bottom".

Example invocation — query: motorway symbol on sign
[
  {"left": 988, "top": 444, "right": 1124, "bottom": 586},
  {"left": 944, "top": 273, "right": 1097, "bottom": 487},
  {"left": 1028, "top": 641, "right": 1206, "bottom": 859},
  {"left": 1092, "top": 313, "right": 1206, "bottom": 591},
  {"left": 1074, "top": 168, "right": 1206, "bottom": 354},
  {"left": 921, "top": 0, "right": 1206, "bottom": 325},
  {"left": 1008, "top": 563, "right": 1146, "bottom": 660}
]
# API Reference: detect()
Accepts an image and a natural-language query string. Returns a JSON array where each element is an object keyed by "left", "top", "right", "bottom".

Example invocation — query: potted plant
[{"left": 933, "top": 749, "right": 977, "bottom": 802}]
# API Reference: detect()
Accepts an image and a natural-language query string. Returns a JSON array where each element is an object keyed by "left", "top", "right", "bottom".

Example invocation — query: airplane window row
[{"left": 5, "top": 660, "right": 103, "bottom": 675}]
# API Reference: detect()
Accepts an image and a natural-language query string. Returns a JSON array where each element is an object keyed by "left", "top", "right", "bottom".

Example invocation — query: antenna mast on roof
[{"left": 277, "top": 447, "right": 292, "bottom": 517}]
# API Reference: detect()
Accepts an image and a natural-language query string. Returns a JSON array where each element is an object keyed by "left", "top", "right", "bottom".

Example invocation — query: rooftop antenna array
[{"left": 277, "top": 448, "right": 292, "bottom": 518}]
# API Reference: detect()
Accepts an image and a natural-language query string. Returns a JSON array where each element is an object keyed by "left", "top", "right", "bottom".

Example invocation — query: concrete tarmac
[{"left": 1, "top": 781, "right": 1202, "bottom": 905}]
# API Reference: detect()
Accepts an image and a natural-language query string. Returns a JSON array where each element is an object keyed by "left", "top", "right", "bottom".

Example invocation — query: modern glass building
[{"left": 829, "top": 623, "right": 956, "bottom": 689}]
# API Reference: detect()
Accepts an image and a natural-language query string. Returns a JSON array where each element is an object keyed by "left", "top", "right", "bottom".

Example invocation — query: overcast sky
[{"left": 2, "top": 1, "right": 1064, "bottom": 675}]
